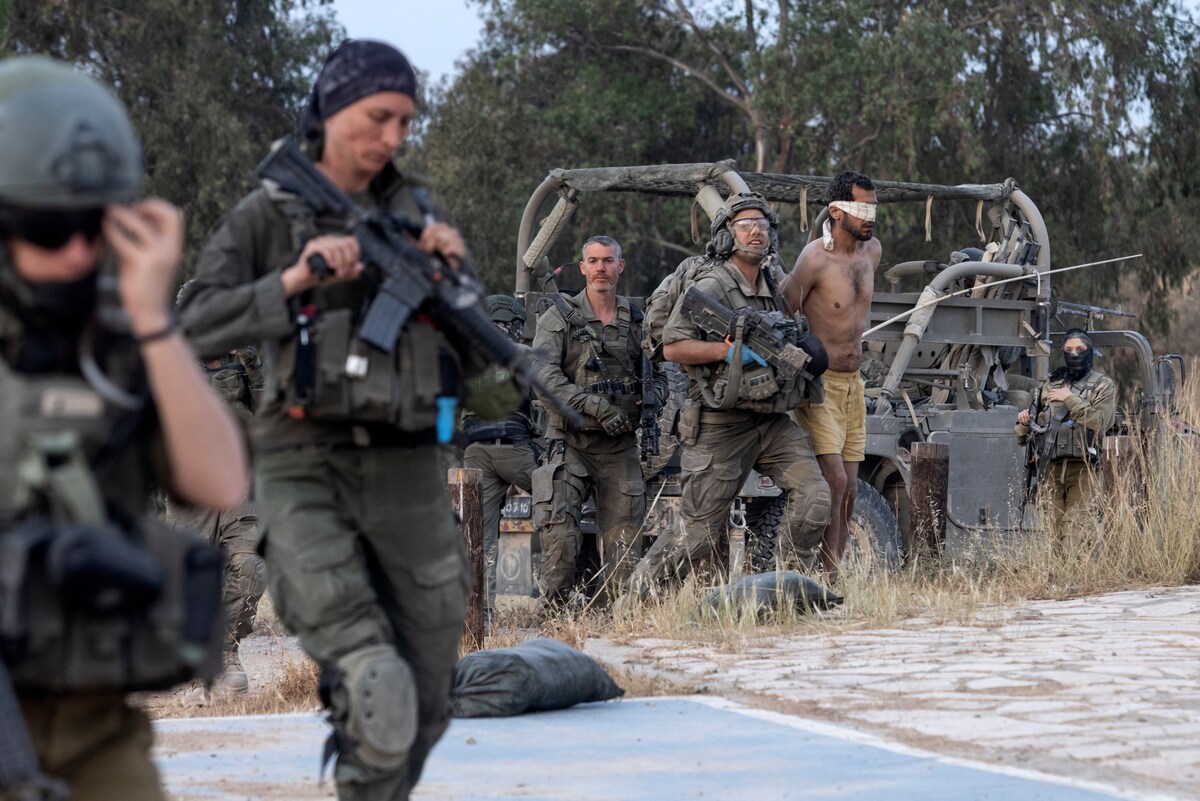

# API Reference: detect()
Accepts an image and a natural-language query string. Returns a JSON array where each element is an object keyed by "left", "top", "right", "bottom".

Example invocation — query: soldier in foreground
[
  {"left": 178, "top": 40, "right": 493, "bottom": 801},
  {"left": 167, "top": 344, "right": 266, "bottom": 697},
  {"left": 629, "top": 194, "right": 831, "bottom": 593},
  {"left": 462, "top": 295, "right": 539, "bottom": 619},
  {"left": 783, "top": 171, "right": 882, "bottom": 582},
  {"left": 1016, "top": 329, "right": 1116, "bottom": 541},
  {"left": 0, "top": 56, "right": 247, "bottom": 800},
  {"left": 532, "top": 236, "right": 664, "bottom": 604}
]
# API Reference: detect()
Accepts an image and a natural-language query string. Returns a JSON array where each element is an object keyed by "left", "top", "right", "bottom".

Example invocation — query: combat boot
[{"left": 214, "top": 646, "right": 250, "bottom": 695}]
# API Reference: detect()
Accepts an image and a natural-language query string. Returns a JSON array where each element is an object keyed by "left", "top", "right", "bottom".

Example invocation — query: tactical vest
[
  {"left": 265, "top": 184, "right": 464, "bottom": 431},
  {"left": 689, "top": 262, "right": 823, "bottom": 414},
  {"left": 1040, "top": 371, "right": 1109, "bottom": 462},
  {"left": 0, "top": 349, "right": 223, "bottom": 692},
  {"left": 554, "top": 297, "right": 647, "bottom": 433}
]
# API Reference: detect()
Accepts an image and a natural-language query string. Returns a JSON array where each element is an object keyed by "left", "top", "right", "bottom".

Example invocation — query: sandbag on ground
[
  {"left": 452, "top": 637, "right": 624, "bottom": 718},
  {"left": 706, "top": 571, "right": 843, "bottom": 616}
]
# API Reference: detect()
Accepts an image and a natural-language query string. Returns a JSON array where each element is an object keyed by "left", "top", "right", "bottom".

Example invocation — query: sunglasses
[{"left": 0, "top": 207, "right": 105, "bottom": 250}]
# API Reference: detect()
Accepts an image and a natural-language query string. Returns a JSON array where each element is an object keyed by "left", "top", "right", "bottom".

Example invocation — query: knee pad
[
  {"left": 789, "top": 481, "right": 832, "bottom": 531},
  {"left": 333, "top": 644, "right": 418, "bottom": 771}
]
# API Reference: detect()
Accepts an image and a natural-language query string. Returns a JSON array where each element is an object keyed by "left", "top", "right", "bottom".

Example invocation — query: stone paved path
[{"left": 586, "top": 586, "right": 1200, "bottom": 800}]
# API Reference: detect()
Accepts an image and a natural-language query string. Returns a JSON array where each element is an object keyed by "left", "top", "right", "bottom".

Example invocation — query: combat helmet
[
  {"left": 707, "top": 192, "right": 778, "bottom": 259},
  {"left": 0, "top": 56, "right": 142, "bottom": 209},
  {"left": 485, "top": 294, "right": 526, "bottom": 324}
]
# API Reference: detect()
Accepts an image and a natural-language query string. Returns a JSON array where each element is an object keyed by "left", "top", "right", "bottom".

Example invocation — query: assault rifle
[
  {"left": 678, "top": 286, "right": 828, "bottom": 382},
  {"left": 1023, "top": 385, "right": 1074, "bottom": 505},
  {"left": 255, "top": 137, "right": 582, "bottom": 429},
  {"left": 640, "top": 351, "right": 659, "bottom": 460},
  {"left": 1022, "top": 387, "right": 1045, "bottom": 503}
]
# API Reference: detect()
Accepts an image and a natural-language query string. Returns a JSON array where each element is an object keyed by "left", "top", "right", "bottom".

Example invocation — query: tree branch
[{"left": 604, "top": 43, "right": 752, "bottom": 116}]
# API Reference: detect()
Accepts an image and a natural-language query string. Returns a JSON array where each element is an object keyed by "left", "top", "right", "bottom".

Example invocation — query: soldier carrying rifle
[
  {"left": 1016, "top": 328, "right": 1116, "bottom": 544},
  {"left": 531, "top": 236, "right": 667, "bottom": 607},
  {"left": 628, "top": 193, "right": 832, "bottom": 596}
]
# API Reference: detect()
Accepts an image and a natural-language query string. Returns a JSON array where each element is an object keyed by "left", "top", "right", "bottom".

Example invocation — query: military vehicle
[{"left": 496, "top": 162, "right": 1184, "bottom": 597}]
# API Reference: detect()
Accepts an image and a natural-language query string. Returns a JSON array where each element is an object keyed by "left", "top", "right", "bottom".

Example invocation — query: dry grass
[
  {"left": 143, "top": 385, "right": 1200, "bottom": 713},
  {"left": 519, "top": 383, "right": 1200, "bottom": 650},
  {"left": 141, "top": 650, "right": 321, "bottom": 719}
]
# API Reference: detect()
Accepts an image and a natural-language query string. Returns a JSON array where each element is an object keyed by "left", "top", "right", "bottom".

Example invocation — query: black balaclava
[
  {"left": 0, "top": 260, "right": 97, "bottom": 372},
  {"left": 298, "top": 39, "right": 417, "bottom": 150},
  {"left": 1061, "top": 328, "right": 1094, "bottom": 382}
]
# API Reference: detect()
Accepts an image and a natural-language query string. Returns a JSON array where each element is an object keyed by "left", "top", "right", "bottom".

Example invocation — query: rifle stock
[{"left": 254, "top": 138, "right": 583, "bottom": 429}]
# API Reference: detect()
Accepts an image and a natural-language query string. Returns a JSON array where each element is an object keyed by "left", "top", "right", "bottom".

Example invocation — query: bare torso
[{"left": 790, "top": 237, "right": 883, "bottom": 373}]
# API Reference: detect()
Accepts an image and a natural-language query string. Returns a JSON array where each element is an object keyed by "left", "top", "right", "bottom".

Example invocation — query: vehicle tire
[
  {"left": 744, "top": 492, "right": 787, "bottom": 573},
  {"left": 847, "top": 479, "right": 903, "bottom": 572}
]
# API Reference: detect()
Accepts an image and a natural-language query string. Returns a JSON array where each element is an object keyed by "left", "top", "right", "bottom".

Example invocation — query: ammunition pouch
[
  {"left": 1049, "top": 420, "right": 1094, "bottom": 462},
  {"left": 0, "top": 516, "right": 224, "bottom": 692},
  {"left": 276, "top": 307, "right": 461, "bottom": 430},
  {"left": 677, "top": 399, "right": 702, "bottom": 446},
  {"left": 705, "top": 364, "right": 817, "bottom": 413},
  {"left": 205, "top": 359, "right": 252, "bottom": 416}
]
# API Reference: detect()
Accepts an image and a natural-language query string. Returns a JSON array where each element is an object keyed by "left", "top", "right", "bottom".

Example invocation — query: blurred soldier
[
  {"left": 461, "top": 295, "right": 539, "bottom": 618},
  {"left": 178, "top": 40, "right": 498, "bottom": 801},
  {"left": 0, "top": 56, "right": 247, "bottom": 801},
  {"left": 1016, "top": 329, "right": 1116, "bottom": 540},
  {"left": 532, "top": 236, "right": 665, "bottom": 604},
  {"left": 783, "top": 171, "right": 882, "bottom": 582},
  {"left": 629, "top": 193, "right": 831, "bottom": 594},
  {"left": 167, "top": 344, "right": 266, "bottom": 696}
]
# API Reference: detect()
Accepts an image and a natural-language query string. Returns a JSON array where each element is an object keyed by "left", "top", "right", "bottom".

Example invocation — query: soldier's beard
[{"left": 841, "top": 213, "right": 873, "bottom": 242}]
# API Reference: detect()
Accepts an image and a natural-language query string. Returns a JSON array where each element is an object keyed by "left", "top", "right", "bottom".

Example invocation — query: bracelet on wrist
[{"left": 135, "top": 317, "right": 178, "bottom": 345}]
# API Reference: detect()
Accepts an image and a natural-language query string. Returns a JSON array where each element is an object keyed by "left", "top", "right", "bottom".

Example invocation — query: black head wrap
[
  {"left": 299, "top": 40, "right": 417, "bottom": 146},
  {"left": 1060, "top": 327, "right": 1095, "bottom": 381}
]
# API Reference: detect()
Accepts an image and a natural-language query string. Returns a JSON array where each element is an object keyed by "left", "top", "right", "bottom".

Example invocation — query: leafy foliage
[
  {"left": 1, "top": 0, "right": 342, "bottom": 270},
  {"left": 412, "top": 0, "right": 1197, "bottom": 343}
]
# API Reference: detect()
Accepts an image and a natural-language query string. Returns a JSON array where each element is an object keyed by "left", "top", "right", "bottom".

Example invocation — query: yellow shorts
[{"left": 792, "top": 369, "right": 866, "bottom": 461}]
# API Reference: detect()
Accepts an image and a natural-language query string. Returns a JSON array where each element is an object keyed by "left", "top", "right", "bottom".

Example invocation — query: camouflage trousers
[
  {"left": 165, "top": 498, "right": 265, "bottom": 651},
  {"left": 19, "top": 692, "right": 163, "bottom": 801},
  {"left": 631, "top": 410, "right": 831, "bottom": 592},
  {"left": 462, "top": 440, "right": 537, "bottom": 611},
  {"left": 532, "top": 441, "right": 645, "bottom": 600},
  {"left": 1043, "top": 458, "right": 1101, "bottom": 547},
  {"left": 256, "top": 443, "right": 467, "bottom": 801}
]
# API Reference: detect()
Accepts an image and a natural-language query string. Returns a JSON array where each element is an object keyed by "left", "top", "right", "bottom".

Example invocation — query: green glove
[
  {"left": 581, "top": 394, "right": 632, "bottom": 435},
  {"left": 464, "top": 365, "right": 523, "bottom": 419}
]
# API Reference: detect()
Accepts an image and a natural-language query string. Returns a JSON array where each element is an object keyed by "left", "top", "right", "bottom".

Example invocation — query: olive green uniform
[
  {"left": 460, "top": 403, "right": 538, "bottom": 612},
  {"left": 630, "top": 258, "right": 831, "bottom": 590},
  {"left": 1, "top": 298, "right": 216, "bottom": 801},
  {"left": 178, "top": 161, "right": 482, "bottom": 800},
  {"left": 165, "top": 350, "right": 266, "bottom": 661},
  {"left": 531, "top": 291, "right": 665, "bottom": 600},
  {"left": 1016, "top": 370, "right": 1116, "bottom": 541}
]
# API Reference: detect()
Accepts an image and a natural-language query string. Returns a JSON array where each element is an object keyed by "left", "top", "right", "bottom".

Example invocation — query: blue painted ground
[{"left": 156, "top": 698, "right": 1138, "bottom": 801}]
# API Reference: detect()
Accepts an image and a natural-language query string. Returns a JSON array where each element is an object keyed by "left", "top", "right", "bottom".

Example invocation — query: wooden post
[
  {"left": 447, "top": 468, "right": 485, "bottom": 651},
  {"left": 1101, "top": 435, "right": 1140, "bottom": 497},
  {"left": 909, "top": 442, "right": 950, "bottom": 553}
]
